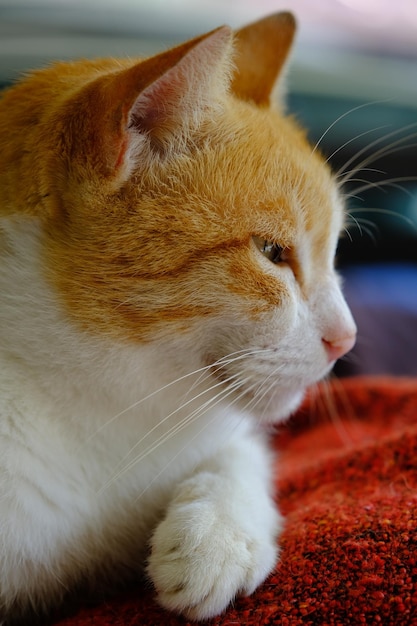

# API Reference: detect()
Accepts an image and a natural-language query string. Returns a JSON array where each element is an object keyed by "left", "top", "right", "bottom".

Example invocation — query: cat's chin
[{"left": 241, "top": 388, "right": 306, "bottom": 424}]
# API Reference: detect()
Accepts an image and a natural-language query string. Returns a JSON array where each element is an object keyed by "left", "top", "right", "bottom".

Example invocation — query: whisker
[
  {"left": 325, "top": 126, "right": 388, "bottom": 165},
  {"left": 101, "top": 371, "right": 244, "bottom": 484},
  {"left": 82, "top": 364, "right": 214, "bottom": 444},
  {"left": 99, "top": 375, "right": 249, "bottom": 492},
  {"left": 181, "top": 348, "right": 275, "bottom": 404},
  {"left": 345, "top": 214, "right": 380, "bottom": 243},
  {"left": 347, "top": 206, "right": 416, "bottom": 232},
  {"left": 311, "top": 99, "right": 393, "bottom": 155},
  {"left": 349, "top": 176, "right": 417, "bottom": 198},
  {"left": 346, "top": 216, "right": 380, "bottom": 233},
  {"left": 341, "top": 176, "right": 383, "bottom": 188},
  {"left": 305, "top": 381, "right": 321, "bottom": 423},
  {"left": 335, "top": 167, "right": 386, "bottom": 182},
  {"left": 319, "top": 376, "right": 354, "bottom": 447},
  {"left": 346, "top": 213, "right": 364, "bottom": 237},
  {"left": 338, "top": 126, "right": 417, "bottom": 185},
  {"left": 239, "top": 364, "right": 284, "bottom": 417},
  {"left": 328, "top": 374, "right": 359, "bottom": 435},
  {"left": 253, "top": 379, "right": 281, "bottom": 421},
  {"left": 343, "top": 142, "right": 417, "bottom": 186},
  {"left": 83, "top": 349, "right": 266, "bottom": 444},
  {"left": 131, "top": 382, "right": 254, "bottom": 503},
  {"left": 343, "top": 226, "right": 354, "bottom": 243}
]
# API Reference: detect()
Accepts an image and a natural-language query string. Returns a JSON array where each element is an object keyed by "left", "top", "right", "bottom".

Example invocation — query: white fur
[{"left": 0, "top": 216, "right": 355, "bottom": 621}]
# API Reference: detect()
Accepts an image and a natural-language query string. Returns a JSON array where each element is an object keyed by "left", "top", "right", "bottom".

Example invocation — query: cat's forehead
[{"left": 183, "top": 104, "right": 343, "bottom": 251}]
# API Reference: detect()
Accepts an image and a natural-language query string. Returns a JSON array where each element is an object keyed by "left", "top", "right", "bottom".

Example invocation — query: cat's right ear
[
  {"left": 86, "top": 27, "right": 233, "bottom": 180},
  {"left": 231, "top": 12, "right": 296, "bottom": 108}
]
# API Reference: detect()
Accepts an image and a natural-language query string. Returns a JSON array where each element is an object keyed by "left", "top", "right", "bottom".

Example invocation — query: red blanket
[{"left": 55, "top": 377, "right": 417, "bottom": 625}]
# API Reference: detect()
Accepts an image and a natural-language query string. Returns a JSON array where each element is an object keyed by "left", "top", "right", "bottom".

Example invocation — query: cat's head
[{"left": 0, "top": 13, "right": 356, "bottom": 420}]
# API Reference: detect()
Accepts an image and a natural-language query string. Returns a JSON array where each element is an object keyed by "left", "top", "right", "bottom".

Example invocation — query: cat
[{"left": 0, "top": 11, "right": 356, "bottom": 624}]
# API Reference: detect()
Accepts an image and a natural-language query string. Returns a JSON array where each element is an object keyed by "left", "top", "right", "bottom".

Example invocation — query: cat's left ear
[
  {"left": 231, "top": 12, "right": 296, "bottom": 107},
  {"left": 98, "top": 26, "right": 233, "bottom": 179}
]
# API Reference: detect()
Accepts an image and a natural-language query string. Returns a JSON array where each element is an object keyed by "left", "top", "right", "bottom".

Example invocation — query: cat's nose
[{"left": 322, "top": 333, "right": 356, "bottom": 363}]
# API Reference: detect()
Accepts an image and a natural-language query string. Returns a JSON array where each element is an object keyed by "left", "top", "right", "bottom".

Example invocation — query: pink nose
[{"left": 322, "top": 334, "right": 356, "bottom": 363}]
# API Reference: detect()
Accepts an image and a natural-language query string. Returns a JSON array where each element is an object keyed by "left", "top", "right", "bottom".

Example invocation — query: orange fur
[{"left": 231, "top": 12, "right": 296, "bottom": 106}]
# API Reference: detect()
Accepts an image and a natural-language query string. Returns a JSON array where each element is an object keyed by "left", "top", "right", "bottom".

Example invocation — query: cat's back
[{"left": 0, "top": 56, "right": 133, "bottom": 111}]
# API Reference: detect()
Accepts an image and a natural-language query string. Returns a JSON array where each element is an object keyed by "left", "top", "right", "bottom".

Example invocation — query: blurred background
[{"left": 1, "top": 0, "right": 416, "bottom": 376}]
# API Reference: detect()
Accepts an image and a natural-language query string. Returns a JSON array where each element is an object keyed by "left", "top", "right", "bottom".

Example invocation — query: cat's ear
[
  {"left": 231, "top": 12, "right": 296, "bottom": 107},
  {"left": 98, "top": 27, "right": 233, "bottom": 178}
]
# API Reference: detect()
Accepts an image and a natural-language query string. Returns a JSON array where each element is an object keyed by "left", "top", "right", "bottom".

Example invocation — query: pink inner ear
[
  {"left": 108, "top": 25, "right": 232, "bottom": 172},
  {"left": 128, "top": 68, "right": 187, "bottom": 136},
  {"left": 127, "top": 25, "right": 232, "bottom": 138}
]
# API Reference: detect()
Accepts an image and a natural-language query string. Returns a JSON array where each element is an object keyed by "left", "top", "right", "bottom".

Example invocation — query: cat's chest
[{"left": 0, "top": 355, "right": 244, "bottom": 513}]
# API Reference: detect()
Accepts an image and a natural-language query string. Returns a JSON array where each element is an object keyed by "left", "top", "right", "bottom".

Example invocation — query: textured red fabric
[{"left": 55, "top": 377, "right": 417, "bottom": 625}]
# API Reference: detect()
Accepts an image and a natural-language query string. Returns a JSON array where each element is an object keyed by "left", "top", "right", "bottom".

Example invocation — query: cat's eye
[{"left": 252, "top": 236, "right": 285, "bottom": 264}]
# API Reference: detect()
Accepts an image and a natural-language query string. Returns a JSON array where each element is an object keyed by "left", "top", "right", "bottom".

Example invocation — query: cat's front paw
[{"left": 147, "top": 475, "right": 279, "bottom": 620}]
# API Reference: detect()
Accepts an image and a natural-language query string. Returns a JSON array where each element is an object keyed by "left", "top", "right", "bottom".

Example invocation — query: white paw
[{"left": 147, "top": 475, "right": 279, "bottom": 620}]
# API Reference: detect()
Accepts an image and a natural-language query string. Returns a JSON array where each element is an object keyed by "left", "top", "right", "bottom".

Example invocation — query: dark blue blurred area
[{"left": 336, "top": 264, "right": 417, "bottom": 376}]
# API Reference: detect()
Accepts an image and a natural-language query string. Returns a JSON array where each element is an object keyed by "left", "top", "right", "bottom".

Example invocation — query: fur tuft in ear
[
  {"left": 231, "top": 12, "right": 296, "bottom": 107},
  {"left": 113, "top": 26, "right": 233, "bottom": 171},
  {"left": 130, "top": 27, "right": 232, "bottom": 139}
]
